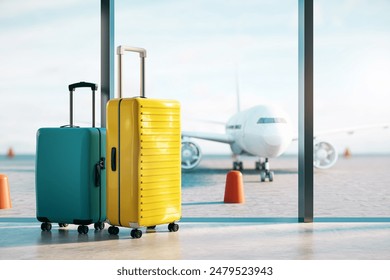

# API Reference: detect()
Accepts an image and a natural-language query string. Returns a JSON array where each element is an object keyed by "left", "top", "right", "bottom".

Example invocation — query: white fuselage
[{"left": 225, "top": 105, "right": 293, "bottom": 158}]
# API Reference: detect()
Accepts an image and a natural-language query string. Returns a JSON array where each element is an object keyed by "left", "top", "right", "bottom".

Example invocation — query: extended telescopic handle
[
  {"left": 68, "top": 81, "right": 98, "bottom": 92},
  {"left": 68, "top": 81, "right": 98, "bottom": 127},
  {"left": 117, "top": 45, "right": 147, "bottom": 98}
]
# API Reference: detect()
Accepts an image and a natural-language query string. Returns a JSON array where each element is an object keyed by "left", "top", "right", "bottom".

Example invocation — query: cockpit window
[
  {"left": 226, "top": 124, "right": 242, "bottom": 129},
  {"left": 257, "top": 118, "right": 287, "bottom": 124}
]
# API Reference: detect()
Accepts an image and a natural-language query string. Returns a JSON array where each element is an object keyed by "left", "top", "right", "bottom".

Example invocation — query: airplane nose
[
  {"left": 264, "top": 134, "right": 282, "bottom": 146},
  {"left": 261, "top": 134, "right": 285, "bottom": 156}
]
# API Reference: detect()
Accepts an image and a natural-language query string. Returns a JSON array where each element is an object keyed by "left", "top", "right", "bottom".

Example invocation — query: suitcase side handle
[
  {"left": 68, "top": 81, "right": 99, "bottom": 127},
  {"left": 111, "top": 147, "right": 117, "bottom": 171},
  {"left": 94, "top": 157, "right": 106, "bottom": 187},
  {"left": 117, "top": 45, "right": 147, "bottom": 98}
]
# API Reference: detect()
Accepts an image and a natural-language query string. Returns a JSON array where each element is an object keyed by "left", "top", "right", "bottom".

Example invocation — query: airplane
[{"left": 181, "top": 104, "right": 389, "bottom": 182}]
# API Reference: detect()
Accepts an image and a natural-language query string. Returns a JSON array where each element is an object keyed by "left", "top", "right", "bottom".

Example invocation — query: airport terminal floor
[
  {"left": 1, "top": 155, "right": 390, "bottom": 260},
  {"left": 0, "top": 218, "right": 390, "bottom": 260}
]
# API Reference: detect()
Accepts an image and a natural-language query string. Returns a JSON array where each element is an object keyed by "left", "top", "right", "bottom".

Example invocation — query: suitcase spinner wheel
[
  {"left": 94, "top": 222, "right": 105, "bottom": 231},
  {"left": 40, "top": 222, "right": 104, "bottom": 234},
  {"left": 78, "top": 225, "right": 89, "bottom": 234},
  {"left": 107, "top": 224, "right": 179, "bottom": 238},
  {"left": 168, "top": 223, "right": 179, "bottom": 232},
  {"left": 130, "top": 229, "right": 142, "bottom": 239},
  {"left": 40, "top": 222, "right": 68, "bottom": 231},
  {"left": 108, "top": 226, "right": 142, "bottom": 239},
  {"left": 108, "top": 226, "right": 120, "bottom": 235},
  {"left": 41, "top": 222, "right": 52, "bottom": 231}
]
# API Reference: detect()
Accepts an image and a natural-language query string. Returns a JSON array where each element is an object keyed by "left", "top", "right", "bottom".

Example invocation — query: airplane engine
[
  {"left": 313, "top": 141, "right": 338, "bottom": 169},
  {"left": 181, "top": 140, "right": 202, "bottom": 170}
]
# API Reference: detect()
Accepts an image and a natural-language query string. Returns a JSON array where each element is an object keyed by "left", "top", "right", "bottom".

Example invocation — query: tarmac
[{"left": 0, "top": 155, "right": 390, "bottom": 260}]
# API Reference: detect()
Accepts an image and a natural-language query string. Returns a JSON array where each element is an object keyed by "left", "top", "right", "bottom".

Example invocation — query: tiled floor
[{"left": 1, "top": 155, "right": 389, "bottom": 260}]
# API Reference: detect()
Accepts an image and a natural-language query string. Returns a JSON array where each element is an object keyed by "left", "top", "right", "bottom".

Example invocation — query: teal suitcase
[{"left": 35, "top": 82, "right": 106, "bottom": 234}]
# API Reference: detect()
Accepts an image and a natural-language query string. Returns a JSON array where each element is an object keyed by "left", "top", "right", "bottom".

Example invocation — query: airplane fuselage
[
  {"left": 182, "top": 104, "right": 348, "bottom": 171},
  {"left": 181, "top": 104, "right": 339, "bottom": 171}
]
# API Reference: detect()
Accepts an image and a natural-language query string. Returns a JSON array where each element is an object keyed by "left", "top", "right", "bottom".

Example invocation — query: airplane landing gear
[
  {"left": 232, "top": 156, "right": 274, "bottom": 182},
  {"left": 258, "top": 158, "right": 274, "bottom": 182},
  {"left": 233, "top": 161, "right": 243, "bottom": 170},
  {"left": 232, "top": 154, "right": 243, "bottom": 170}
]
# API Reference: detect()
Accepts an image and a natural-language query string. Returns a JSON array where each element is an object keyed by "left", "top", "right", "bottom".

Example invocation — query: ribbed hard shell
[{"left": 106, "top": 98, "right": 181, "bottom": 228}]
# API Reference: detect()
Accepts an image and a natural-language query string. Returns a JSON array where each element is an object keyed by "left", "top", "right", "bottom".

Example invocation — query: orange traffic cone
[
  {"left": 224, "top": 170, "right": 245, "bottom": 203},
  {"left": 344, "top": 147, "right": 351, "bottom": 158},
  {"left": 0, "top": 174, "right": 12, "bottom": 209}
]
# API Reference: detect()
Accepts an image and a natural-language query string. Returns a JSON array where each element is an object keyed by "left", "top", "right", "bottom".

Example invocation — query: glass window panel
[
  {"left": 116, "top": 0, "right": 299, "bottom": 219},
  {"left": 314, "top": 0, "right": 390, "bottom": 218}
]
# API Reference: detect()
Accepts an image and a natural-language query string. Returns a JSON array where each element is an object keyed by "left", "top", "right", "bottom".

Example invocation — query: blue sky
[{"left": 0, "top": 0, "right": 389, "bottom": 155}]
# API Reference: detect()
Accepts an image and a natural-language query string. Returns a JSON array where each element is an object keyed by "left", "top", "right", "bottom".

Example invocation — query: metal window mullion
[
  {"left": 101, "top": 0, "right": 115, "bottom": 128},
  {"left": 298, "top": 0, "right": 314, "bottom": 223}
]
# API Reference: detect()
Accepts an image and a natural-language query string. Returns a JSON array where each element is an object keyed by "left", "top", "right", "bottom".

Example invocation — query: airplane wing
[
  {"left": 313, "top": 123, "right": 389, "bottom": 139},
  {"left": 291, "top": 123, "right": 389, "bottom": 141},
  {"left": 288, "top": 123, "right": 389, "bottom": 169},
  {"left": 182, "top": 131, "right": 234, "bottom": 144}
]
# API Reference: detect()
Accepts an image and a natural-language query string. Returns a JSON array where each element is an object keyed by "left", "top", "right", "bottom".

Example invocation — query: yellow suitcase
[{"left": 106, "top": 46, "right": 181, "bottom": 238}]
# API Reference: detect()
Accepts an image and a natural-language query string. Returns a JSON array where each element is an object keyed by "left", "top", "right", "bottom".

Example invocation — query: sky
[{"left": 0, "top": 0, "right": 389, "bottom": 155}]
